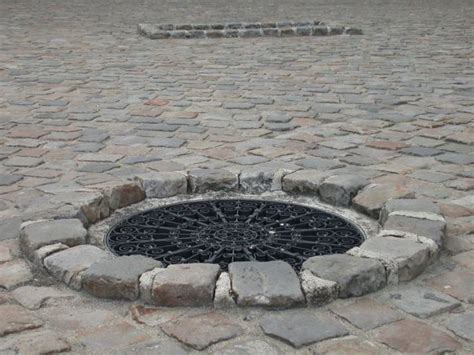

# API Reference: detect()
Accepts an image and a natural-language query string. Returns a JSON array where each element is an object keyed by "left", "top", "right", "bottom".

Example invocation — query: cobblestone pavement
[{"left": 0, "top": 0, "right": 473, "bottom": 353}]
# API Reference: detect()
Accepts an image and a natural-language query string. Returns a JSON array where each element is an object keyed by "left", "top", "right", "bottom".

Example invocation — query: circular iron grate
[{"left": 105, "top": 199, "right": 365, "bottom": 270}]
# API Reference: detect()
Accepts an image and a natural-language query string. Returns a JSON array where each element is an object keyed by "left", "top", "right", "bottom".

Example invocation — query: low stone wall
[
  {"left": 18, "top": 168, "right": 443, "bottom": 309},
  {"left": 138, "top": 21, "right": 363, "bottom": 39}
]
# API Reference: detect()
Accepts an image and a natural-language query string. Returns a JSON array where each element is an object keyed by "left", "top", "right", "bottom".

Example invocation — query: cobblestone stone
[
  {"left": 161, "top": 312, "right": 243, "bottom": 350},
  {"left": 260, "top": 311, "right": 348, "bottom": 348},
  {"left": 229, "top": 261, "right": 305, "bottom": 307},
  {"left": 302, "top": 254, "right": 386, "bottom": 298}
]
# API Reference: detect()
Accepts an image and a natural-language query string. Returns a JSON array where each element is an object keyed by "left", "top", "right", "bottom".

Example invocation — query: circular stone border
[{"left": 18, "top": 168, "right": 443, "bottom": 308}]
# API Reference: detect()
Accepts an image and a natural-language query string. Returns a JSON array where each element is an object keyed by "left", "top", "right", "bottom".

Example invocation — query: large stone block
[
  {"left": 319, "top": 174, "right": 369, "bottom": 207},
  {"left": 20, "top": 219, "right": 87, "bottom": 260},
  {"left": 380, "top": 198, "right": 440, "bottom": 224},
  {"left": 135, "top": 172, "right": 187, "bottom": 198},
  {"left": 282, "top": 170, "right": 330, "bottom": 194},
  {"left": 228, "top": 261, "right": 305, "bottom": 307},
  {"left": 188, "top": 169, "right": 238, "bottom": 193},
  {"left": 43, "top": 245, "right": 110, "bottom": 289},
  {"left": 82, "top": 255, "right": 162, "bottom": 300},
  {"left": 384, "top": 215, "right": 445, "bottom": 246},
  {"left": 151, "top": 263, "right": 220, "bottom": 306},
  {"left": 302, "top": 254, "right": 386, "bottom": 298},
  {"left": 352, "top": 183, "right": 415, "bottom": 219},
  {"left": 359, "top": 236, "right": 431, "bottom": 281}
]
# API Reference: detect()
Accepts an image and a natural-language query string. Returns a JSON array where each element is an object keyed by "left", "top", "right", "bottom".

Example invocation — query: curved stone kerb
[{"left": 17, "top": 168, "right": 443, "bottom": 308}]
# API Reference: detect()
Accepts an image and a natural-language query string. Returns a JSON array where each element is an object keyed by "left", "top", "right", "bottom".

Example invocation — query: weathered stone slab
[
  {"left": 428, "top": 269, "right": 474, "bottom": 304},
  {"left": 229, "top": 261, "right": 304, "bottom": 307},
  {"left": 32, "top": 242, "right": 69, "bottom": 267},
  {"left": 20, "top": 219, "right": 87, "bottom": 259},
  {"left": 135, "top": 172, "right": 187, "bottom": 198},
  {"left": 52, "top": 191, "right": 110, "bottom": 225},
  {"left": 239, "top": 166, "right": 291, "bottom": 193},
  {"left": 359, "top": 236, "right": 430, "bottom": 281},
  {"left": 446, "top": 311, "right": 474, "bottom": 342},
  {"left": 161, "top": 312, "right": 243, "bottom": 350},
  {"left": 314, "top": 336, "right": 381, "bottom": 355},
  {"left": 214, "top": 272, "right": 235, "bottom": 308},
  {"left": 372, "top": 319, "right": 461, "bottom": 353},
  {"left": 188, "top": 169, "right": 238, "bottom": 193},
  {"left": 260, "top": 311, "right": 348, "bottom": 348},
  {"left": 380, "top": 198, "right": 440, "bottom": 224},
  {"left": 0, "top": 259, "right": 33, "bottom": 290},
  {"left": 387, "top": 286, "right": 461, "bottom": 318},
  {"left": 352, "top": 183, "right": 415, "bottom": 218},
  {"left": 282, "top": 169, "right": 330, "bottom": 194},
  {"left": 302, "top": 254, "right": 386, "bottom": 298},
  {"left": 330, "top": 298, "right": 403, "bottom": 330},
  {"left": 43, "top": 245, "right": 110, "bottom": 289},
  {"left": 0, "top": 329, "right": 70, "bottom": 354},
  {"left": 139, "top": 267, "right": 165, "bottom": 304},
  {"left": 101, "top": 181, "right": 145, "bottom": 210},
  {"left": 384, "top": 215, "right": 445, "bottom": 246},
  {"left": 0, "top": 305, "right": 43, "bottom": 337},
  {"left": 319, "top": 174, "right": 369, "bottom": 207},
  {"left": 151, "top": 263, "right": 220, "bottom": 306},
  {"left": 82, "top": 255, "right": 162, "bottom": 300},
  {"left": 12, "top": 286, "right": 74, "bottom": 310},
  {"left": 119, "top": 339, "right": 189, "bottom": 355},
  {"left": 299, "top": 269, "right": 338, "bottom": 305},
  {"left": 77, "top": 321, "right": 152, "bottom": 352},
  {"left": 214, "top": 340, "right": 282, "bottom": 355},
  {"left": 0, "top": 245, "right": 13, "bottom": 264}
]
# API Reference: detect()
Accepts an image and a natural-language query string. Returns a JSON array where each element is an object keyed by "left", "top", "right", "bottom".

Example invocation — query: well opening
[{"left": 105, "top": 198, "right": 366, "bottom": 270}]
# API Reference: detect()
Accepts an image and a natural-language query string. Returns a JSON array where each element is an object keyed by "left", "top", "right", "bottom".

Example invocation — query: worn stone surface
[
  {"left": 12, "top": 286, "right": 74, "bottom": 309},
  {"left": 372, "top": 319, "right": 462, "bottom": 353},
  {"left": 152, "top": 263, "right": 220, "bottom": 306},
  {"left": 139, "top": 267, "right": 164, "bottom": 304},
  {"left": 215, "top": 339, "right": 281, "bottom": 355},
  {"left": 188, "top": 169, "right": 238, "bottom": 193},
  {"left": 101, "top": 181, "right": 145, "bottom": 210},
  {"left": 119, "top": 339, "right": 189, "bottom": 355},
  {"left": 299, "top": 269, "right": 338, "bottom": 305},
  {"left": 0, "top": 304, "right": 43, "bottom": 337},
  {"left": 446, "top": 311, "right": 474, "bottom": 342},
  {"left": 135, "top": 172, "right": 187, "bottom": 198},
  {"left": 282, "top": 170, "right": 330, "bottom": 194},
  {"left": 330, "top": 298, "right": 403, "bottom": 330},
  {"left": 428, "top": 269, "right": 474, "bottom": 304},
  {"left": 451, "top": 250, "right": 474, "bottom": 269},
  {"left": 82, "top": 255, "right": 162, "bottom": 300},
  {"left": 387, "top": 286, "right": 461, "bottom": 318},
  {"left": 0, "top": 259, "right": 33, "bottom": 290},
  {"left": 380, "top": 198, "right": 441, "bottom": 224},
  {"left": 214, "top": 271, "right": 235, "bottom": 308},
  {"left": 319, "top": 174, "right": 369, "bottom": 207},
  {"left": 384, "top": 214, "right": 446, "bottom": 245},
  {"left": 20, "top": 218, "right": 87, "bottom": 259},
  {"left": 32, "top": 242, "right": 69, "bottom": 267},
  {"left": 229, "top": 261, "right": 305, "bottom": 307},
  {"left": 352, "top": 184, "right": 415, "bottom": 218},
  {"left": 161, "top": 312, "right": 243, "bottom": 350},
  {"left": 0, "top": 245, "right": 13, "bottom": 264},
  {"left": 260, "top": 311, "right": 348, "bottom": 348},
  {"left": 43, "top": 245, "right": 110, "bottom": 289},
  {"left": 302, "top": 254, "right": 386, "bottom": 298},
  {"left": 360, "top": 236, "right": 431, "bottom": 281},
  {"left": 77, "top": 321, "right": 152, "bottom": 351},
  {"left": 0, "top": 329, "right": 71, "bottom": 354},
  {"left": 314, "top": 336, "right": 381, "bottom": 354},
  {"left": 239, "top": 166, "right": 290, "bottom": 193}
]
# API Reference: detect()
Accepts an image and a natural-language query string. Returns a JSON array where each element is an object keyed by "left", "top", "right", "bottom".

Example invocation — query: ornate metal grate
[{"left": 105, "top": 199, "right": 365, "bottom": 270}]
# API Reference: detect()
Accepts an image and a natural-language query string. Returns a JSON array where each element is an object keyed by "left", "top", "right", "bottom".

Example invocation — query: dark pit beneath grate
[{"left": 105, "top": 199, "right": 365, "bottom": 270}]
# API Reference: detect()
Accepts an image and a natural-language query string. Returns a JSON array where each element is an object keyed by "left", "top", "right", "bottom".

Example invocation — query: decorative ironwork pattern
[{"left": 105, "top": 199, "right": 365, "bottom": 270}]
